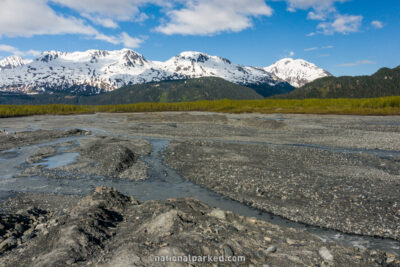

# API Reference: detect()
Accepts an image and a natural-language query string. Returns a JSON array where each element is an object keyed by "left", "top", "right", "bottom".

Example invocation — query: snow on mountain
[
  {"left": 0, "top": 49, "right": 327, "bottom": 95},
  {"left": 0, "top": 49, "right": 182, "bottom": 94},
  {"left": 0, "top": 56, "right": 32, "bottom": 71},
  {"left": 158, "top": 51, "right": 280, "bottom": 86},
  {"left": 264, "top": 58, "right": 331, "bottom": 87}
]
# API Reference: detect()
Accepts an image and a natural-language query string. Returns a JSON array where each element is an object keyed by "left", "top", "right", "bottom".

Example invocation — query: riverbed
[{"left": 0, "top": 112, "right": 399, "bottom": 266}]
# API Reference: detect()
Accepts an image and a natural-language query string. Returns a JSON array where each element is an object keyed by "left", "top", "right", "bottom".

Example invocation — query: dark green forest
[
  {"left": 0, "top": 77, "right": 264, "bottom": 105},
  {"left": 276, "top": 66, "right": 400, "bottom": 99}
]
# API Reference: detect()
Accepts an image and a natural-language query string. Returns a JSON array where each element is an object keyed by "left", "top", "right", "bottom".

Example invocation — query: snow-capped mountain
[
  {"left": 0, "top": 49, "right": 184, "bottom": 94},
  {"left": 158, "top": 51, "right": 280, "bottom": 86},
  {"left": 264, "top": 58, "right": 331, "bottom": 87},
  {"left": 0, "top": 56, "right": 32, "bottom": 71},
  {"left": 0, "top": 49, "right": 327, "bottom": 95}
]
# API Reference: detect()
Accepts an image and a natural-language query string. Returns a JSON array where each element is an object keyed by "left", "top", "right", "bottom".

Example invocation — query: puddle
[
  {"left": 32, "top": 141, "right": 80, "bottom": 169},
  {"left": 0, "top": 136, "right": 85, "bottom": 179},
  {"left": 34, "top": 152, "right": 79, "bottom": 169}
]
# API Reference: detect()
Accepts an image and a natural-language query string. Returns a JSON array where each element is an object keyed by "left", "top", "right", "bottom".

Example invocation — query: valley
[{"left": 0, "top": 112, "right": 399, "bottom": 266}]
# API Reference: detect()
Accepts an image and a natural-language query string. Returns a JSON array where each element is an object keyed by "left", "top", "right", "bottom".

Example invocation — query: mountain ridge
[{"left": 0, "top": 49, "right": 329, "bottom": 96}]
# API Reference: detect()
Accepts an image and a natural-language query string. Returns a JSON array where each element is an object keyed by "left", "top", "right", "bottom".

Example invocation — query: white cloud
[
  {"left": 51, "top": 0, "right": 141, "bottom": 20},
  {"left": 317, "top": 14, "right": 363, "bottom": 35},
  {"left": 280, "top": 0, "right": 347, "bottom": 20},
  {"left": 277, "top": 0, "right": 364, "bottom": 35},
  {"left": 307, "top": 11, "right": 326, "bottom": 20},
  {"left": 304, "top": 47, "right": 318, "bottom": 51},
  {"left": 94, "top": 32, "right": 144, "bottom": 48},
  {"left": 0, "top": 0, "right": 145, "bottom": 48},
  {"left": 371, "top": 20, "right": 383, "bottom": 29},
  {"left": 155, "top": 0, "right": 273, "bottom": 35},
  {"left": 0, "top": 44, "right": 41, "bottom": 57},
  {"left": 0, "top": 44, "right": 18, "bottom": 54},
  {"left": 120, "top": 32, "right": 144, "bottom": 48},
  {"left": 51, "top": 0, "right": 171, "bottom": 27},
  {"left": 26, "top": 50, "right": 42, "bottom": 57},
  {"left": 339, "top": 60, "right": 375, "bottom": 67},
  {"left": 289, "top": 51, "right": 295, "bottom": 56},
  {"left": 81, "top": 13, "right": 119, "bottom": 29},
  {"left": 304, "top": 45, "right": 334, "bottom": 52},
  {"left": 0, "top": 0, "right": 97, "bottom": 38},
  {"left": 304, "top": 45, "right": 333, "bottom": 51}
]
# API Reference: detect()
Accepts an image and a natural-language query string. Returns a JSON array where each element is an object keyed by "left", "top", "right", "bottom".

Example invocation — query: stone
[
  {"left": 209, "top": 209, "right": 226, "bottom": 220},
  {"left": 264, "top": 236, "right": 272, "bottom": 243},
  {"left": 246, "top": 218, "right": 257, "bottom": 224},
  {"left": 14, "top": 224, "right": 25, "bottom": 233},
  {"left": 319, "top": 247, "right": 333, "bottom": 261},
  {"left": 286, "top": 238, "right": 296, "bottom": 245},
  {"left": 223, "top": 244, "right": 234, "bottom": 257},
  {"left": 266, "top": 245, "right": 277, "bottom": 253},
  {"left": 386, "top": 252, "right": 396, "bottom": 264}
]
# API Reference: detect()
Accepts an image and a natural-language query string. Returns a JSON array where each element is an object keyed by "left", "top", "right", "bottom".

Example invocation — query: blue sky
[{"left": 0, "top": 0, "right": 398, "bottom": 76}]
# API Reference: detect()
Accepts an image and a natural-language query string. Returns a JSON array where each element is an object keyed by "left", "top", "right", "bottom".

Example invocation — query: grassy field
[{"left": 1, "top": 96, "right": 400, "bottom": 118}]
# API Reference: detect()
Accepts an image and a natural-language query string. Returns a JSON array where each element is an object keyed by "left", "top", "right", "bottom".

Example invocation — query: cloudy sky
[{"left": 0, "top": 0, "right": 398, "bottom": 76}]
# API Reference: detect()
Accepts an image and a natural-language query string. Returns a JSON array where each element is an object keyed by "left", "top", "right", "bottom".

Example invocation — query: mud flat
[
  {"left": 164, "top": 139, "right": 400, "bottom": 240},
  {"left": 1, "top": 188, "right": 398, "bottom": 267},
  {"left": 0, "top": 112, "right": 400, "bottom": 265}
]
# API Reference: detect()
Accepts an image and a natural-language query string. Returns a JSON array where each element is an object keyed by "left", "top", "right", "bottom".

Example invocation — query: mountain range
[{"left": 0, "top": 49, "right": 330, "bottom": 96}]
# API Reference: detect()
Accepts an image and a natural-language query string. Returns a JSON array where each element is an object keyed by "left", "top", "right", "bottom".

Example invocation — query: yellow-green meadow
[{"left": 1, "top": 96, "right": 400, "bottom": 118}]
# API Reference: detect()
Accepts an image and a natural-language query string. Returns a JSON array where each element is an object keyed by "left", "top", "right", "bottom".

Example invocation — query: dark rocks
[
  {"left": 1, "top": 189, "right": 397, "bottom": 266},
  {"left": 0, "top": 207, "right": 47, "bottom": 254}
]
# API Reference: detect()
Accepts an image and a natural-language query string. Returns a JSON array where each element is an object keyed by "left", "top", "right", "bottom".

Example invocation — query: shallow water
[
  {"left": 37, "top": 153, "right": 80, "bottom": 169},
  {"left": 0, "top": 133, "right": 399, "bottom": 255},
  {"left": 33, "top": 142, "right": 80, "bottom": 169}
]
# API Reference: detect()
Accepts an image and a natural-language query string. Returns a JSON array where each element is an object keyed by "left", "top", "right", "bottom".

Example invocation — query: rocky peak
[
  {"left": 0, "top": 56, "right": 31, "bottom": 70},
  {"left": 122, "top": 49, "right": 147, "bottom": 67}
]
